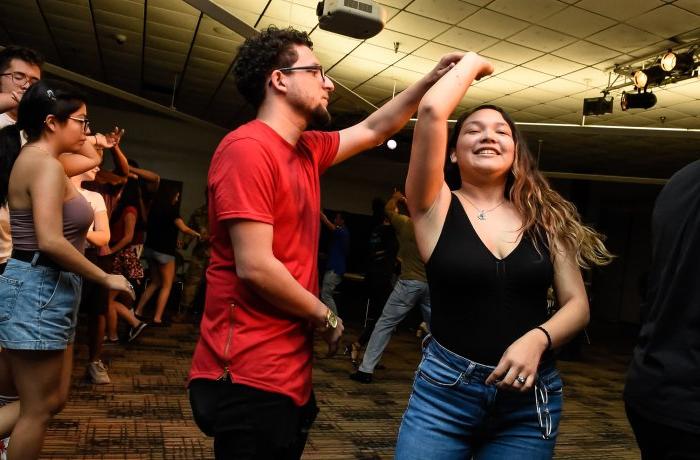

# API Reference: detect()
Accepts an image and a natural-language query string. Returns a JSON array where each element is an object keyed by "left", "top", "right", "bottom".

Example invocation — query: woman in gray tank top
[{"left": 0, "top": 80, "right": 134, "bottom": 459}]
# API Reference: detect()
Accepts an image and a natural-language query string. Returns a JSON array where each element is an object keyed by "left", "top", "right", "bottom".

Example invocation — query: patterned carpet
[{"left": 40, "top": 320, "right": 641, "bottom": 459}]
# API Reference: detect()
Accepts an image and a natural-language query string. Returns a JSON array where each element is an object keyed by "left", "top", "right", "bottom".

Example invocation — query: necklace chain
[{"left": 457, "top": 190, "right": 505, "bottom": 221}]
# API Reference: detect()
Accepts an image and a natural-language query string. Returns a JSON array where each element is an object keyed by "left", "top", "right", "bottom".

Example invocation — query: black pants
[
  {"left": 626, "top": 404, "right": 700, "bottom": 460},
  {"left": 189, "top": 379, "right": 318, "bottom": 460}
]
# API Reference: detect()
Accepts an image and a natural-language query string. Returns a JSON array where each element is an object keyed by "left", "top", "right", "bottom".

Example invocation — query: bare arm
[
  {"left": 320, "top": 212, "right": 335, "bottom": 232},
  {"left": 175, "top": 217, "right": 200, "bottom": 239},
  {"left": 108, "top": 135, "right": 129, "bottom": 177},
  {"left": 334, "top": 53, "right": 465, "bottom": 166},
  {"left": 86, "top": 209, "right": 110, "bottom": 247},
  {"left": 58, "top": 133, "right": 117, "bottom": 177},
  {"left": 0, "top": 91, "right": 19, "bottom": 113},
  {"left": 406, "top": 52, "right": 494, "bottom": 216},
  {"left": 108, "top": 212, "right": 135, "bottom": 254},
  {"left": 485, "top": 242, "right": 589, "bottom": 392}
]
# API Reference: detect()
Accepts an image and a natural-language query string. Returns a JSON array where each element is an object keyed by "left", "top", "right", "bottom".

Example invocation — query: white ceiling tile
[
  {"left": 666, "top": 100, "right": 700, "bottom": 115},
  {"left": 587, "top": 24, "right": 663, "bottom": 53},
  {"left": 489, "top": 94, "right": 539, "bottom": 110},
  {"left": 377, "top": 0, "right": 412, "bottom": 8},
  {"left": 220, "top": 8, "right": 258, "bottom": 27},
  {"left": 554, "top": 112, "right": 584, "bottom": 123},
  {"left": 508, "top": 26, "right": 578, "bottom": 53},
  {"left": 413, "top": 41, "right": 459, "bottom": 60},
  {"left": 255, "top": 16, "right": 308, "bottom": 31},
  {"left": 562, "top": 66, "right": 611, "bottom": 87},
  {"left": 497, "top": 66, "right": 554, "bottom": 85},
  {"left": 406, "top": 0, "right": 478, "bottom": 24},
  {"left": 535, "top": 78, "right": 591, "bottom": 96},
  {"left": 474, "top": 76, "right": 528, "bottom": 94},
  {"left": 481, "top": 41, "right": 544, "bottom": 65},
  {"left": 213, "top": 0, "right": 269, "bottom": 15},
  {"left": 146, "top": 33, "right": 191, "bottom": 53},
  {"left": 591, "top": 54, "right": 633, "bottom": 71},
  {"left": 394, "top": 55, "right": 438, "bottom": 74},
  {"left": 310, "top": 30, "right": 363, "bottom": 53},
  {"left": 487, "top": 58, "right": 516, "bottom": 75},
  {"left": 523, "top": 103, "right": 573, "bottom": 117},
  {"left": 458, "top": 8, "right": 528, "bottom": 39},
  {"left": 328, "top": 56, "right": 388, "bottom": 85},
  {"left": 674, "top": 0, "right": 700, "bottom": 14},
  {"left": 522, "top": 54, "right": 585, "bottom": 76},
  {"left": 627, "top": 4, "right": 700, "bottom": 39},
  {"left": 511, "top": 111, "right": 547, "bottom": 122},
  {"left": 548, "top": 96, "right": 586, "bottom": 111},
  {"left": 366, "top": 30, "right": 428, "bottom": 55},
  {"left": 511, "top": 86, "right": 561, "bottom": 102},
  {"left": 376, "top": 66, "right": 426, "bottom": 87},
  {"left": 386, "top": 11, "right": 450, "bottom": 40},
  {"left": 264, "top": 0, "right": 318, "bottom": 28},
  {"left": 433, "top": 27, "right": 499, "bottom": 52},
  {"left": 627, "top": 40, "right": 679, "bottom": 58},
  {"left": 539, "top": 6, "right": 616, "bottom": 38},
  {"left": 463, "top": 0, "right": 492, "bottom": 6},
  {"left": 149, "top": 0, "right": 198, "bottom": 15},
  {"left": 575, "top": 0, "right": 665, "bottom": 21},
  {"left": 314, "top": 49, "right": 347, "bottom": 68},
  {"left": 351, "top": 43, "right": 405, "bottom": 65},
  {"left": 461, "top": 85, "right": 502, "bottom": 101},
  {"left": 552, "top": 41, "right": 620, "bottom": 65},
  {"left": 661, "top": 117, "right": 699, "bottom": 128},
  {"left": 653, "top": 88, "right": 695, "bottom": 106},
  {"left": 363, "top": 74, "right": 406, "bottom": 92},
  {"left": 486, "top": 0, "right": 568, "bottom": 22},
  {"left": 148, "top": 5, "right": 199, "bottom": 28},
  {"left": 634, "top": 107, "right": 693, "bottom": 122},
  {"left": 94, "top": 9, "right": 143, "bottom": 32}
]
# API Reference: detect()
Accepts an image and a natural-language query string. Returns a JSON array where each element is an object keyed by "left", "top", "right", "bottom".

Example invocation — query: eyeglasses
[
  {"left": 277, "top": 64, "right": 326, "bottom": 82},
  {"left": 0, "top": 71, "right": 40, "bottom": 87},
  {"left": 534, "top": 384, "right": 553, "bottom": 440},
  {"left": 67, "top": 116, "right": 90, "bottom": 133}
]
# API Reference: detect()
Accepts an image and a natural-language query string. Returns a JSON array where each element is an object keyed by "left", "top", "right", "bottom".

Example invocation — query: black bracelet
[{"left": 535, "top": 326, "right": 552, "bottom": 350}]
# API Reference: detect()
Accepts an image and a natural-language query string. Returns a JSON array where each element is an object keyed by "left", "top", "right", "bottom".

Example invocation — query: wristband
[{"left": 535, "top": 326, "right": 552, "bottom": 350}]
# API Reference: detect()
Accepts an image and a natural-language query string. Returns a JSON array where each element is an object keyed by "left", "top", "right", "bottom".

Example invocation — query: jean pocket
[
  {"left": 0, "top": 274, "right": 23, "bottom": 322},
  {"left": 39, "top": 271, "right": 63, "bottom": 310},
  {"left": 417, "top": 352, "right": 462, "bottom": 388},
  {"left": 539, "top": 368, "right": 564, "bottom": 394}
]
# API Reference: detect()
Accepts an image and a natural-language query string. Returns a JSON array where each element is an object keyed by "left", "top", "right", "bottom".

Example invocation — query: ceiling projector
[{"left": 316, "top": 0, "right": 387, "bottom": 39}]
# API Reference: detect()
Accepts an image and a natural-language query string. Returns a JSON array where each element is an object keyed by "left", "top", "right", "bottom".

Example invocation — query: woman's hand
[
  {"left": 485, "top": 329, "right": 549, "bottom": 392},
  {"left": 102, "top": 274, "right": 136, "bottom": 300}
]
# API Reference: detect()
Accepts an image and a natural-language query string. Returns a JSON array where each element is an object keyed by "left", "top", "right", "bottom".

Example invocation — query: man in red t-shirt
[{"left": 188, "top": 25, "right": 463, "bottom": 459}]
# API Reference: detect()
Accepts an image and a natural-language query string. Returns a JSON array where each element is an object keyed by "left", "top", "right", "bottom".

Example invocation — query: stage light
[
  {"left": 673, "top": 51, "right": 697, "bottom": 74},
  {"left": 660, "top": 50, "right": 676, "bottom": 71},
  {"left": 582, "top": 95, "right": 614, "bottom": 116},
  {"left": 621, "top": 91, "right": 657, "bottom": 111},
  {"left": 387, "top": 139, "right": 397, "bottom": 150},
  {"left": 632, "top": 66, "right": 666, "bottom": 89}
]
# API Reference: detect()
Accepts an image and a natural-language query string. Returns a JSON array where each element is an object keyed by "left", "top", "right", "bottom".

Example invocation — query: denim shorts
[
  {"left": 143, "top": 247, "right": 175, "bottom": 265},
  {"left": 395, "top": 336, "right": 563, "bottom": 460},
  {"left": 0, "top": 257, "right": 82, "bottom": 351}
]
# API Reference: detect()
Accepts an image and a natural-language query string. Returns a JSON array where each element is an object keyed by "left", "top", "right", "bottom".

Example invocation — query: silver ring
[
  {"left": 128, "top": 283, "right": 134, "bottom": 290},
  {"left": 516, "top": 375, "right": 526, "bottom": 384}
]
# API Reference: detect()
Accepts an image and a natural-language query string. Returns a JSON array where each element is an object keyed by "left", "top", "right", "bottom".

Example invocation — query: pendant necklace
[{"left": 458, "top": 191, "right": 505, "bottom": 221}]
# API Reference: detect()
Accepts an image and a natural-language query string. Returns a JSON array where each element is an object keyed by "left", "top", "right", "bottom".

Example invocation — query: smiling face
[{"left": 452, "top": 108, "right": 516, "bottom": 182}]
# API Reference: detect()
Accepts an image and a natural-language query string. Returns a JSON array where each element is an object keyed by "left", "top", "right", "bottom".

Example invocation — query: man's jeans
[
  {"left": 358, "top": 279, "right": 431, "bottom": 374},
  {"left": 395, "top": 337, "right": 563, "bottom": 460},
  {"left": 320, "top": 270, "right": 342, "bottom": 315}
]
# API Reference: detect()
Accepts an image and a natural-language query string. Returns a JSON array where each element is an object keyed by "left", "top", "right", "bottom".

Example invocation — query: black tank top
[{"left": 426, "top": 193, "right": 554, "bottom": 365}]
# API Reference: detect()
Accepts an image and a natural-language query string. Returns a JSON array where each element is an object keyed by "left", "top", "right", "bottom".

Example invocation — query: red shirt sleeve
[
  {"left": 301, "top": 130, "right": 339, "bottom": 175},
  {"left": 209, "top": 137, "right": 277, "bottom": 225}
]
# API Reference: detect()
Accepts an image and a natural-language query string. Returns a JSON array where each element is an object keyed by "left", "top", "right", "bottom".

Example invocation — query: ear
[
  {"left": 268, "top": 70, "right": 289, "bottom": 94},
  {"left": 44, "top": 114, "right": 58, "bottom": 134}
]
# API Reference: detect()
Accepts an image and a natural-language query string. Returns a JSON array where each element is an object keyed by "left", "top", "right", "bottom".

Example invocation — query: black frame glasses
[
  {"left": 276, "top": 64, "right": 326, "bottom": 82},
  {"left": 67, "top": 116, "right": 91, "bottom": 133},
  {"left": 0, "top": 71, "right": 40, "bottom": 86}
]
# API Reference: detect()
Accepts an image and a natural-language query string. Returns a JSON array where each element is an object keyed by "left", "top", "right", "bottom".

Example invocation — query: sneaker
[
  {"left": 127, "top": 322, "right": 148, "bottom": 343},
  {"left": 87, "top": 360, "right": 111, "bottom": 385},
  {"left": 349, "top": 370, "right": 373, "bottom": 384}
]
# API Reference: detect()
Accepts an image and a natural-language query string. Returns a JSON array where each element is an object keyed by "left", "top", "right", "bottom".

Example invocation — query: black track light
[
  {"left": 632, "top": 66, "right": 666, "bottom": 89},
  {"left": 583, "top": 95, "right": 614, "bottom": 116},
  {"left": 621, "top": 91, "right": 657, "bottom": 111}
]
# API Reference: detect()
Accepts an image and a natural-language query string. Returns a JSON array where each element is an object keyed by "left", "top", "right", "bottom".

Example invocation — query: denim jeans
[
  {"left": 395, "top": 337, "right": 563, "bottom": 460},
  {"left": 358, "top": 279, "right": 431, "bottom": 374},
  {"left": 320, "top": 270, "right": 342, "bottom": 315}
]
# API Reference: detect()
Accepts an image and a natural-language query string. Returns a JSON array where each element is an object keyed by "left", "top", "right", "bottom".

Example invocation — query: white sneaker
[{"left": 87, "top": 360, "right": 111, "bottom": 384}]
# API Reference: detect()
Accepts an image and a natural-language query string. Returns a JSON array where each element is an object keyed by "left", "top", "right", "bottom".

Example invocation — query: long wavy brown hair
[{"left": 445, "top": 104, "right": 613, "bottom": 268}]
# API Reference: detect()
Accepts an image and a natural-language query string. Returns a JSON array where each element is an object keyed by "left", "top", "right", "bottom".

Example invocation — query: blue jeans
[
  {"left": 0, "top": 257, "right": 82, "bottom": 350},
  {"left": 359, "top": 279, "right": 431, "bottom": 374},
  {"left": 395, "top": 337, "right": 563, "bottom": 460}
]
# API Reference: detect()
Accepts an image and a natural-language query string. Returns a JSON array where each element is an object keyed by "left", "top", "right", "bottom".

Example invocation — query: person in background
[
  {"left": 135, "top": 185, "right": 200, "bottom": 326},
  {"left": 319, "top": 211, "right": 349, "bottom": 315}
]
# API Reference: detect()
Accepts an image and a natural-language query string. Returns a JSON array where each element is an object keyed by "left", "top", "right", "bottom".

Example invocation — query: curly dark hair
[
  {"left": 0, "top": 45, "right": 44, "bottom": 73},
  {"left": 233, "top": 26, "right": 313, "bottom": 108}
]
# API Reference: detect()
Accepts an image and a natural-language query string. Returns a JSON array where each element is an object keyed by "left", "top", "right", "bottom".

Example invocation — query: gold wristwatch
[{"left": 324, "top": 308, "right": 338, "bottom": 329}]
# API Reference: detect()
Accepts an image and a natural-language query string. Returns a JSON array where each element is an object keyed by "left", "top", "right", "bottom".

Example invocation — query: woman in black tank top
[{"left": 394, "top": 53, "right": 613, "bottom": 459}]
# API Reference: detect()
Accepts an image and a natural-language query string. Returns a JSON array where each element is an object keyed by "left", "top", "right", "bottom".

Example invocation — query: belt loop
[
  {"left": 31, "top": 251, "right": 40, "bottom": 267},
  {"left": 462, "top": 361, "right": 476, "bottom": 383}
]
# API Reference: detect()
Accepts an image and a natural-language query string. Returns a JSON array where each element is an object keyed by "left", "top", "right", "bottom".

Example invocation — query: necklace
[{"left": 457, "top": 190, "right": 505, "bottom": 221}]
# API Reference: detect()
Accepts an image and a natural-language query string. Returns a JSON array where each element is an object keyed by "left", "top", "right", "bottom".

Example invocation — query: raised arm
[
  {"left": 58, "top": 133, "right": 115, "bottom": 177},
  {"left": 175, "top": 217, "right": 200, "bottom": 240},
  {"left": 406, "top": 52, "right": 494, "bottom": 216},
  {"left": 334, "top": 53, "right": 465, "bottom": 165},
  {"left": 320, "top": 212, "right": 335, "bottom": 231}
]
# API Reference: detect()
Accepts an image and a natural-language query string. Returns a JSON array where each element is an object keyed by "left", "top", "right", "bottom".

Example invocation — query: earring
[{"left": 450, "top": 153, "right": 457, "bottom": 163}]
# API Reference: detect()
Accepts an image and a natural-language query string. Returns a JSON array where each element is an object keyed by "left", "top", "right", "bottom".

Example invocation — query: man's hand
[
  {"left": 105, "top": 126, "right": 125, "bottom": 146},
  {"left": 320, "top": 316, "right": 344, "bottom": 357}
]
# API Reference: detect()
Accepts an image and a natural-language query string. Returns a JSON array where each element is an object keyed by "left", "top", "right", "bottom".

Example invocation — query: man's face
[
  {"left": 0, "top": 58, "right": 41, "bottom": 97},
  {"left": 284, "top": 45, "right": 335, "bottom": 127}
]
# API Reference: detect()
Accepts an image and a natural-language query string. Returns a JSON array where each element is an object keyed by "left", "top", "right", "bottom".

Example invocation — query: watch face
[{"left": 328, "top": 310, "right": 338, "bottom": 328}]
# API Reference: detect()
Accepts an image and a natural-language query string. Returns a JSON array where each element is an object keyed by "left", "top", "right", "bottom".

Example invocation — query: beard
[{"left": 308, "top": 103, "right": 331, "bottom": 128}]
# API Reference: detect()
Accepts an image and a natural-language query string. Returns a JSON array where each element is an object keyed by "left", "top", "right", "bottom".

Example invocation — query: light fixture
[
  {"left": 632, "top": 66, "right": 666, "bottom": 89},
  {"left": 672, "top": 51, "right": 697, "bottom": 74},
  {"left": 582, "top": 95, "right": 613, "bottom": 116},
  {"left": 621, "top": 91, "right": 657, "bottom": 111},
  {"left": 387, "top": 139, "right": 397, "bottom": 150},
  {"left": 660, "top": 50, "right": 677, "bottom": 71}
]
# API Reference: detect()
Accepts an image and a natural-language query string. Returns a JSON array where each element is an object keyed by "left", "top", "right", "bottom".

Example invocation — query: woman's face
[
  {"left": 453, "top": 108, "right": 515, "bottom": 181},
  {"left": 53, "top": 103, "right": 89, "bottom": 153}
]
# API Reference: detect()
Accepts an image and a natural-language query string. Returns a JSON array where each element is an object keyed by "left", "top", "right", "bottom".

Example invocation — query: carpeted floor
[{"left": 39, "top": 320, "right": 640, "bottom": 459}]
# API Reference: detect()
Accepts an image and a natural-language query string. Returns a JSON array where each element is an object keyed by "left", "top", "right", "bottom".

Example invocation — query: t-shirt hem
[
  {"left": 624, "top": 396, "right": 700, "bottom": 434},
  {"left": 217, "top": 211, "right": 274, "bottom": 225},
  {"left": 188, "top": 370, "right": 309, "bottom": 406}
]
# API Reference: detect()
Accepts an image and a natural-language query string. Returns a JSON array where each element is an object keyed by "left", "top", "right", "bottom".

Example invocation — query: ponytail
[{"left": 0, "top": 123, "right": 22, "bottom": 206}]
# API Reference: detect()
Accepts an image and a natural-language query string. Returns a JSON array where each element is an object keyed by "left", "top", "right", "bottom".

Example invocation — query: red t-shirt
[{"left": 188, "top": 120, "right": 339, "bottom": 406}]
